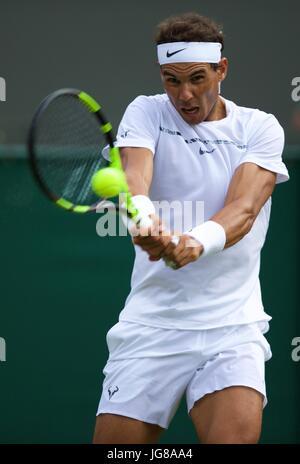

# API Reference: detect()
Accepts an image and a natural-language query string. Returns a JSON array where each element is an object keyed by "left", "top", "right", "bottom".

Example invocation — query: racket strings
[{"left": 34, "top": 95, "right": 109, "bottom": 205}]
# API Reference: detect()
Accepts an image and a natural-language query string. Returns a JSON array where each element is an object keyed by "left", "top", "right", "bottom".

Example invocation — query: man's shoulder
[
  {"left": 130, "top": 93, "right": 169, "bottom": 108},
  {"left": 226, "top": 98, "right": 281, "bottom": 127}
]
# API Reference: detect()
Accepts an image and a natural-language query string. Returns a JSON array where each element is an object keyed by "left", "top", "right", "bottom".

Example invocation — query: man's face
[{"left": 160, "top": 59, "right": 227, "bottom": 125}]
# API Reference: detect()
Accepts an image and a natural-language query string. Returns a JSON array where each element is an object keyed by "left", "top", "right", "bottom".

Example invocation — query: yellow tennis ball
[{"left": 91, "top": 167, "right": 126, "bottom": 198}]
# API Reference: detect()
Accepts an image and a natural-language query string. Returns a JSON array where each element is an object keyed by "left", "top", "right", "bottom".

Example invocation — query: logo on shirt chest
[
  {"left": 199, "top": 144, "right": 216, "bottom": 155},
  {"left": 159, "top": 126, "right": 248, "bottom": 156},
  {"left": 120, "top": 130, "right": 130, "bottom": 138}
]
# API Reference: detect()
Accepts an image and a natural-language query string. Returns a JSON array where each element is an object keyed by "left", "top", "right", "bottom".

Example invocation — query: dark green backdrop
[
  {"left": 0, "top": 0, "right": 299, "bottom": 444},
  {"left": 0, "top": 154, "right": 299, "bottom": 444}
]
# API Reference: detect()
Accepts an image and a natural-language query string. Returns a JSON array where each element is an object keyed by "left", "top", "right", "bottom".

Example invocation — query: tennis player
[{"left": 93, "top": 12, "right": 289, "bottom": 444}]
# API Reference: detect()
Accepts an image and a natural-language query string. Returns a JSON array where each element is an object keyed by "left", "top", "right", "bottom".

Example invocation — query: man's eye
[
  {"left": 191, "top": 75, "right": 204, "bottom": 83},
  {"left": 167, "top": 78, "right": 179, "bottom": 84}
]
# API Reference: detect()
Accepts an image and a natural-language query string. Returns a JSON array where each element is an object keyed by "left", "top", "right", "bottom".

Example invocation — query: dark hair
[{"left": 155, "top": 12, "right": 224, "bottom": 58}]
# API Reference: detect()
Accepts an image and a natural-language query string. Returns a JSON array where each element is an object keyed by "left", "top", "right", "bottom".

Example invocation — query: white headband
[{"left": 157, "top": 42, "right": 221, "bottom": 65}]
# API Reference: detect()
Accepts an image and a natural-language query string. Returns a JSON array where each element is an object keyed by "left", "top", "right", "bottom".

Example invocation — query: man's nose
[{"left": 178, "top": 83, "right": 194, "bottom": 102}]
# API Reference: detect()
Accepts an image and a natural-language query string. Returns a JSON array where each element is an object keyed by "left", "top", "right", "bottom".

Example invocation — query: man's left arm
[
  {"left": 212, "top": 162, "right": 276, "bottom": 248},
  {"left": 163, "top": 162, "right": 276, "bottom": 268}
]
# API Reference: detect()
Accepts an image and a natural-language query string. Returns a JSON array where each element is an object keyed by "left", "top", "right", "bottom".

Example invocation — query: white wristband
[
  {"left": 130, "top": 195, "right": 156, "bottom": 217},
  {"left": 186, "top": 220, "right": 226, "bottom": 257},
  {"left": 121, "top": 195, "right": 155, "bottom": 233}
]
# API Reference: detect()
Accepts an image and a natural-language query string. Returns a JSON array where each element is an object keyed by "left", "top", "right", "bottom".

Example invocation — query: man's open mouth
[{"left": 181, "top": 107, "right": 199, "bottom": 114}]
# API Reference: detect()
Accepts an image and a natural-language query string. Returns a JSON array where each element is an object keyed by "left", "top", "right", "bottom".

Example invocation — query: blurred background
[{"left": 0, "top": 0, "right": 299, "bottom": 443}]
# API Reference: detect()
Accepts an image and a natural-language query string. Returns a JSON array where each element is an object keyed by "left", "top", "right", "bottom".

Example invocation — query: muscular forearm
[
  {"left": 211, "top": 198, "right": 256, "bottom": 248},
  {"left": 210, "top": 163, "right": 276, "bottom": 249},
  {"left": 125, "top": 169, "right": 150, "bottom": 196},
  {"left": 120, "top": 147, "right": 153, "bottom": 197}
]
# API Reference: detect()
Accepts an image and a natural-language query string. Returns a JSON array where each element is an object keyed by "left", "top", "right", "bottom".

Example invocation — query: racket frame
[{"left": 28, "top": 88, "right": 138, "bottom": 217}]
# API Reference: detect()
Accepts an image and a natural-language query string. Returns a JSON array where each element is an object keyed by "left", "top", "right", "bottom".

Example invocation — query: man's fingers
[
  {"left": 147, "top": 244, "right": 167, "bottom": 258},
  {"left": 133, "top": 234, "right": 170, "bottom": 247},
  {"left": 149, "top": 255, "right": 161, "bottom": 261},
  {"left": 161, "top": 235, "right": 203, "bottom": 268},
  {"left": 163, "top": 235, "right": 183, "bottom": 258}
]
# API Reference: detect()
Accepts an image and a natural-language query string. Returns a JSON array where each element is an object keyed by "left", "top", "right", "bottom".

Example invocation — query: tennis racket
[{"left": 27, "top": 88, "right": 178, "bottom": 268}]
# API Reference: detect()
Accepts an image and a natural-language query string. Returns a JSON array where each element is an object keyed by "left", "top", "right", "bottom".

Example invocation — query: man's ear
[
  {"left": 159, "top": 66, "right": 164, "bottom": 81},
  {"left": 218, "top": 57, "right": 228, "bottom": 82}
]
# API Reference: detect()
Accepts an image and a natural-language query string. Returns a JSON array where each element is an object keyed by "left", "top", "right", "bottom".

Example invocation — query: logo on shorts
[{"left": 108, "top": 385, "right": 119, "bottom": 399}]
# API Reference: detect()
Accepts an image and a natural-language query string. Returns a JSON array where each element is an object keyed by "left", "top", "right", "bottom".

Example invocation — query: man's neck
[{"left": 205, "top": 97, "right": 226, "bottom": 122}]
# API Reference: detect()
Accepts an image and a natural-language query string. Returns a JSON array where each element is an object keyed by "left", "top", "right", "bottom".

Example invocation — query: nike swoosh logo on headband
[{"left": 166, "top": 48, "right": 186, "bottom": 58}]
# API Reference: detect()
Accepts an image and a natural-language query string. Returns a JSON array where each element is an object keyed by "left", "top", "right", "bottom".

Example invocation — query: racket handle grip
[
  {"left": 136, "top": 216, "right": 179, "bottom": 269},
  {"left": 137, "top": 215, "right": 153, "bottom": 229},
  {"left": 170, "top": 235, "right": 180, "bottom": 246},
  {"left": 163, "top": 235, "right": 179, "bottom": 269}
]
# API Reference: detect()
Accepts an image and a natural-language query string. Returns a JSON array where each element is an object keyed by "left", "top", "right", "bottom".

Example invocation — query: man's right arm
[
  {"left": 120, "top": 146, "right": 173, "bottom": 260},
  {"left": 120, "top": 147, "right": 153, "bottom": 196}
]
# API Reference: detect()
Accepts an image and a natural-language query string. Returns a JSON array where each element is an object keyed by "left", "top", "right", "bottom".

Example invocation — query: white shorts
[{"left": 97, "top": 320, "right": 272, "bottom": 429}]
